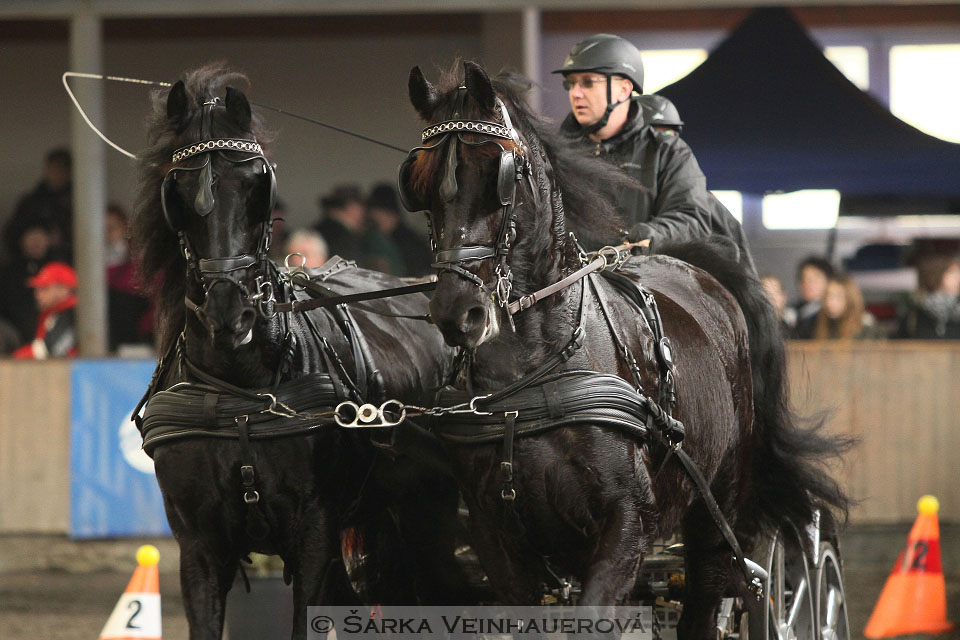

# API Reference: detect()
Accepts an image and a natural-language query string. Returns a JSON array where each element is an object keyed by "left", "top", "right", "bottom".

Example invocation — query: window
[
  {"left": 823, "top": 46, "right": 869, "bottom": 90},
  {"left": 639, "top": 49, "right": 708, "bottom": 93},
  {"left": 890, "top": 44, "right": 960, "bottom": 143},
  {"left": 712, "top": 191, "right": 743, "bottom": 223},
  {"left": 762, "top": 190, "right": 840, "bottom": 229}
]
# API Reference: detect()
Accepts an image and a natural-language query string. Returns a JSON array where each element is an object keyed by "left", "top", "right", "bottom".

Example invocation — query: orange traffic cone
[
  {"left": 864, "top": 495, "right": 954, "bottom": 638},
  {"left": 99, "top": 544, "right": 162, "bottom": 640}
]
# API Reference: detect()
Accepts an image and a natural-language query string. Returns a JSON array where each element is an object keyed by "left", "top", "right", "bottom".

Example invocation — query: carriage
[{"left": 131, "top": 62, "right": 851, "bottom": 640}]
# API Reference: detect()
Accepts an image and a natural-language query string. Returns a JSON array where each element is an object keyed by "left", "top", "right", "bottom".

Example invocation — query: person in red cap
[{"left": 13, "top": 262, "right": 78, "bottom": 359}]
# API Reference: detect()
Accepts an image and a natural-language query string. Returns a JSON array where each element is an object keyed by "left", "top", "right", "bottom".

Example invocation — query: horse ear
[
  {"left": 408, "top": 66, "right": 437, "bottom": 120},
  {"left": 225, "top": 86, "right": 252, "bottom": 131},
  {"left": 166, "top": 80, "right": 189, "bottom": 125},
  {"left": 464, "top": 61, "right": 496, "bottom": 113}
]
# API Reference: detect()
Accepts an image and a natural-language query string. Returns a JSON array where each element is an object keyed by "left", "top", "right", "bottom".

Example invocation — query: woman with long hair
[{"left": 813, "top": 273, "right": 878, "bottom": 340}]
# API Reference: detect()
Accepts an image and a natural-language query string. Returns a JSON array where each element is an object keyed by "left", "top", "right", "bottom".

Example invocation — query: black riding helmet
[
  {"left": 637, "top": 94, "right": 684, "bottom": 131},
  {"left": 552, "top": 34, "right": 645, "bottom": 135}
]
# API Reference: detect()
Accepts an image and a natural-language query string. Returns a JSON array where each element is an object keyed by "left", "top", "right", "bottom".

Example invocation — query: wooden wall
[
  {"left": 0, "top": 344, "right": 955, "bottom": 532},
  {"left": 0, "top": 360, "right": 71, "bottom": 532},
  {"left": 787, "top": 342, "right": 960, "bottom": 524}
]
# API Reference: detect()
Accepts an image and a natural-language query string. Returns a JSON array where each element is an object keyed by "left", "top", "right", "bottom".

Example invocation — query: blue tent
[{"left": 658, "top": 7, "right": 960, "bottom": 210}]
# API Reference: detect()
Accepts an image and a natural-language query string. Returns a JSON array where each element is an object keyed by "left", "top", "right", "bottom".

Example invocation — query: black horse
[
  {"left": 132, "top": 65, "right": 469, "bottom": 640},
  {"left": 399, "top": 61, "right": 849, "bottom": 638}
]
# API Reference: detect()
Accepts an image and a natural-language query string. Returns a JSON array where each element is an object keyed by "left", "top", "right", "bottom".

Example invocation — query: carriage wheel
[
  {"left": 815, "top": 542, "right": 850, "bottom": 640},
  {"left": 749, "top": 527, "right": 817, "bottom": 640}
]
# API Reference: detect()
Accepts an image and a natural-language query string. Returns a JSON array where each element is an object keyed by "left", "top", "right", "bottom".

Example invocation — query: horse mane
[{"left": 131, "top": 62, "right": 271, "bottom": 348}]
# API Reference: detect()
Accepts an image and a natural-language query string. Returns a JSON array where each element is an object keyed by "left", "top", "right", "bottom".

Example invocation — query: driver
[{"left": 555, "top": 34, "right": 754, "bottom": 272}]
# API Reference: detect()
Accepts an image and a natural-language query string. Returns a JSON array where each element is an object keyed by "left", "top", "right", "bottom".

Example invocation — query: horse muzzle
[
  {"left": 429, "top": 279, "right": 500, "bottom": 348},
  {"left": 193, "top": 280, "right": 258, "bottom": 349}
]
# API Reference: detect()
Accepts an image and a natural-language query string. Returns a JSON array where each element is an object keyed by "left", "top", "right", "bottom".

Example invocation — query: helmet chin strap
[{"left": 579, "top": 74, "right": 630, "bottom": 137}]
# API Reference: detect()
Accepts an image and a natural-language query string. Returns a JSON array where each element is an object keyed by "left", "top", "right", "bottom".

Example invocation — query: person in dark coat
[
  {"left": 365, "top": 183, "right": 433, "bottom": 278},
  {"left": 790, "top": 256, "right": 833, "bottom": 340},
  {"left": 894, "top": 254, "right": 960, "bottom": 339},
  {"left": 3, "top": 148, "right": 73, "bottom": 262},
  {"left": 313, "top": 184, "right": 367, "bottom": 263},
  {"left": 553, "top": 35, "right": 753, "bottom": 270},
  {"left": 636, "top": 93, "right": 756, "bottom": 274}
]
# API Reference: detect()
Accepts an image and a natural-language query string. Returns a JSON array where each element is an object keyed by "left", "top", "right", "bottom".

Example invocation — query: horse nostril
[{"left": 461, "top": 305, "right": 487, "bottom": 334}]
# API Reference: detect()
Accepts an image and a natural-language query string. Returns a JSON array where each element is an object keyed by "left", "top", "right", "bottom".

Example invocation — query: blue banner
[{"left": 70, "top": 359, "right": 171, "bottom": 538}]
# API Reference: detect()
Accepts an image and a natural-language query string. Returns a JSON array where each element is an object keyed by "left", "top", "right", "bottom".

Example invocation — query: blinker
[{"left": 195, "top": 159, "right": 216, "bottom": 216}]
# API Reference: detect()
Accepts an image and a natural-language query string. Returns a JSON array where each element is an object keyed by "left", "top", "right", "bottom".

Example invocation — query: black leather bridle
[
  {"left": 161, "top": 97, "right": 279, "bottom": 322},
  {"left": 398, "top": 88, "right": 532, "bottom": 311}
]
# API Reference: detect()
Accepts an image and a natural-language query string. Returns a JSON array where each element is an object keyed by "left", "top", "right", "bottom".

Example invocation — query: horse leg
[
  {"left": 579, "top": 505, "right": 649, "bottom": 606},
  {"left": 676, "top": 501, "right": 732, "bottom": 640},
  {"left": 176, "top": 535, "right": 239, "bottom": 640},
  {"left": 463, "top": 500, "right": 546, "bottom": 604},
  {"left": 288, "top": 509, "right": 350, "bottom": 640}
]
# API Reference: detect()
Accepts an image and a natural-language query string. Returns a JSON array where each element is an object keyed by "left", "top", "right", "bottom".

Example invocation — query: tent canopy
[{"left": 658, "top": 7, "right": 960, "bottom": 204}]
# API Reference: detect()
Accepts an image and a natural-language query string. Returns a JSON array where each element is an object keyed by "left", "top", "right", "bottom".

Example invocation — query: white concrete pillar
[{"left": 70, "top": 2, "right": 108, "bottom": 356}]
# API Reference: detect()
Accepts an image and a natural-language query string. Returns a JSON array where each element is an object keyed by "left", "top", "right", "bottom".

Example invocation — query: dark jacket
[
  {"left": 3, "top": 181, "right": 73, "bottom": 260},
  {"left": 314, "top": 218, "right": 365, "bottom": 264},
  {"left": 894, "top": 293, "right": 960, "bottom": 339},
  {"left": 561, "top": 101, "right": 755, "bottom": 274}
]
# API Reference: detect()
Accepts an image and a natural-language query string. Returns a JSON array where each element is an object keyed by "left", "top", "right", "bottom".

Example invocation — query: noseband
[
  {"left": 399, "top": 89, "right": 533, "bottom": 312},
  {"left": 163, "top": 97, "right": 279, "bottom": 322}
]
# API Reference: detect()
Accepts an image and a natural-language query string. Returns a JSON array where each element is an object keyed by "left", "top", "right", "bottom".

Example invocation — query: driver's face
[{"left": 566, "top": 73, "right": 615, "bottom": 127}]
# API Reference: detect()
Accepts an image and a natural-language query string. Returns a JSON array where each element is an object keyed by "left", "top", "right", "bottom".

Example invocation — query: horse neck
[{"left": 469, "top": 188, "right": 583, "bottom": 391}]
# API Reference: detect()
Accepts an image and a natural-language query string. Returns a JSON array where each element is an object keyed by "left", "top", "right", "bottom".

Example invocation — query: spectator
[
  {"left": 105, "top": 204, "right": 152, "bottom": 350},
  {"left": 894, "top": 254, "right": 960, "bottom": 339},
  {"left": 3, "top": 147, "right": 73, "bottom": 262},
  {"left": 761, "top": 274, "right": 794, "bottom": 336},
  {"left": 365, "top": 183, "right": 432, "bottom": 278},
  {"left": 0, "top": 222, "right": 58, "bottom": 346},
  {"left": 0, "top": 317, "right": 20, "bottom": 356},
  {"left": 284, "top": 229, "right": 329, "bottom": 269},
  {"left": 790, "top": 256, "right": 834, "bottom": 339},
  {"left": 13, "top": 262, "right": 78, "bottom": 359},
  {"left": 314, "top": 184, "right": 367, "bottom": 263},
  {"left": 812, "top": 273, "right": 880, "bottom": 340}
]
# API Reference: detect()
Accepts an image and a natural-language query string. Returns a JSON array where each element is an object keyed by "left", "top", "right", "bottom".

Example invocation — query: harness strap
[
  {"left": 500, "top": 411, "right": 518, "bottom": 502},
  {"left": 674, "top": 447, "right": 765, "bottom": 599},
  {"left": 131, "top": 336, "right": 179, "bottom": 427},
  {"left": 236, "top": 415, "right": 271, "bottom": 541},
  {"left": 274, "top": 276, "right": 436, "bottom": 314},
  {"left": 507, "top": 256, "right": 605, "bottom": 315}
]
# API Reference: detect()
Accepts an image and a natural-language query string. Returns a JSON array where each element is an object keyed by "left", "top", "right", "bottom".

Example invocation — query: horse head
[
  {"left": 161, "top": 78, "right": 277, "bottom": 349},
  {"left": 402, "top": 61, "right": 541, "bottom": 349}
]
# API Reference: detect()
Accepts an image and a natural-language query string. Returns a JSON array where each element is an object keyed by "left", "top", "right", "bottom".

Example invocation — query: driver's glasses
[{"left": 563, "top": 76, "right": 607, "bottom": 91}]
